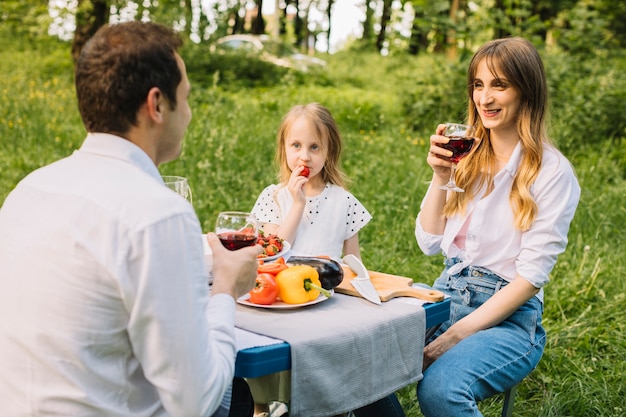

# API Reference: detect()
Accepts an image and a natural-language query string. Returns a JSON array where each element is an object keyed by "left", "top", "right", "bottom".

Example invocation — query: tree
[
  {"left": 446, "top": 0, "right": 460, "bottom": 58},
  {"left": 376, "top": 0, "right": 392, "bottom": 52},
  {"left": 294, "top": 0, "right": 306, "bottom": 49},
  {"left": 71, "top": 0, "right": 110, "bottom": 64},
  {"left": 492, "top": 0, "right": 511, "bottom": 38},
  {"left": 27, "top": 0, "right": 626, "bottom": 58},
  {"left": 251, "top": 0, "right": 266, "bottom": 34},
  {"left": 408, "top": 0, "right": 430, "bottom": 55},
  {"left": 0, "top": 0, "right": 50, "bottom": 49},
  {"left": 326, "top": 0, "right": 334, "bottom": 53},
  {"left": 231, "top": 0, "right": 246, "bottom": 34},
  {"left": 359, "top": 0, "right": 375, "bottom": 47}
]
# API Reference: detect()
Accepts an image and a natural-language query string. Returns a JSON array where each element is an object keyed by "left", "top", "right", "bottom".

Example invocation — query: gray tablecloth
[{"left": 235, "top": 293, "right": 425, "bottom": 417}]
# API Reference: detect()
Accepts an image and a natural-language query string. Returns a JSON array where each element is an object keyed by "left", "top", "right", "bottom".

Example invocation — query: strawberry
[
  {"left": 265, "top": 244, "right": 279, "bottom": 256},
  {"left": 300, "top": 166, "right": 310, "bottom": 178},
  {"left": 255, "top": 231, "right": 285, "bottom": 257}
]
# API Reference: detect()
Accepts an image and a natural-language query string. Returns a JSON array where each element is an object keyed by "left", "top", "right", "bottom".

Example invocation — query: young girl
[
  {"left": 251, "top": 102, "right": 371, "bottom": 262},
  {"left": 248, "top": 103, "right": 372, "bottom": 417}
]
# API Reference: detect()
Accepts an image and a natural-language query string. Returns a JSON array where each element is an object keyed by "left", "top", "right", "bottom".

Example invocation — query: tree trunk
[
  {"left": 431, "top": 4, "right": 448, "bottom": 53},
  {"left": 446, "top": 0, "right": 460, "bottom": 59},
  {"left": 532, "top": 1, "right": 561, "bottom": 43},
  {"left": 299, "top": 2, "right": 313, "bottom": 51},
  {"left": 71, "top": 0, "right": 110, "bottom": 64},
  {"left": 493, "top": 0, "right": 510, "bottom": 39},
  {"left": 361, "top": 0, "right": 374, "bottom": 43},
  {"left": 232, "top": 6, "right": 244, "bottom": 34},
  {"left": 326, "top": 0, "right": 334, "bottom": 53},
  {"left": 184, "top": 0, "right": 193, "bottom": 38},
  {"left": 295, "top": 0, "right": 304, "bottom": 47},
  {"left": 408, "top": 7, "right": 428, "bottom": 55},
  {"left": 376, "top": 0, "right": 392, "bottom": 52},
  {"left": 279, "top": 0, "right": 289, "bottom": 36},
  {"left": 251, "top": 0, "right": 265, "bottom": 34}
]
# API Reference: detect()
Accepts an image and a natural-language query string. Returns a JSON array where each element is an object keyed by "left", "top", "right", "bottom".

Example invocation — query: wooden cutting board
[{"left": 336, "top": 266, "right": 445, "bottom": 302}]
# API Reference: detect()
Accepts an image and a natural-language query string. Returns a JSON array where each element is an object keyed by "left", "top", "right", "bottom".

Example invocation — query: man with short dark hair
[{"left": 0, "top": 21, "right": 260, "bottom": 417}]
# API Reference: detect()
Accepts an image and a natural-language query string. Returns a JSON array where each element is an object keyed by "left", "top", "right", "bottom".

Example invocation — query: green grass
[{"left": 1, "top": 43, "right": 624, "bottom": 417}]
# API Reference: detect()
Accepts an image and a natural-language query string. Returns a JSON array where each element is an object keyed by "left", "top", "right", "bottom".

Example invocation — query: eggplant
[{"left": 286, "top": 256, "right": 344, "bottom": 290}]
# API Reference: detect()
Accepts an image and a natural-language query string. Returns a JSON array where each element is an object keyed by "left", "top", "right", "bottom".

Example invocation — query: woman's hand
[
  {"left": 427, "top": 124, "right": 455, "bottom": 183},
  {"left": 422, "top": 331, "right": 459, "bottom": 371},
  {"left": 423, "top": 278, "right": 540, "bottom": 371}
]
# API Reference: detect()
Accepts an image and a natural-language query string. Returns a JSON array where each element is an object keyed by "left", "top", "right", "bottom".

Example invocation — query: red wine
[
  {"left": 439, "top": 136, "right": 475, "bottom": 163},
  {"left": 218, "top": 232, "right": 257, "bottom": 250}
]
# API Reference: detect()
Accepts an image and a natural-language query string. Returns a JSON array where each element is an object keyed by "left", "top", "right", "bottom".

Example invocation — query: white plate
[
  {"left": 257, "top": 241, "right": 291, "bottom": 262},
  {"left": 237, "top": 289, "right": 333, "bottom": 310}
]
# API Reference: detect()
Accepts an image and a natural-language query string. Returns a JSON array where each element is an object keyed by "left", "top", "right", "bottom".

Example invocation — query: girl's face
[
  {"left": 472, "top": 59, "right": 522, "bottom": 138},
  {"left": 284, "top": 116, "right": 328, "bottom": 180}
]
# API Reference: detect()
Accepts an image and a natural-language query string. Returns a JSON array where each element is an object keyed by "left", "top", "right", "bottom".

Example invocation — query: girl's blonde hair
[
  {"left": 446, "top": 37, "right": 550, "bottom": 231},
  {"left": 275, "top": 103, "right": 348, "bottom": 188}
]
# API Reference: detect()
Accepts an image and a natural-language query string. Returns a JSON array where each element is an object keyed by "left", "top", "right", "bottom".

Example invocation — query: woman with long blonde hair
[{"left": 414, "top": 37, "right": 580, "bottom": 416}]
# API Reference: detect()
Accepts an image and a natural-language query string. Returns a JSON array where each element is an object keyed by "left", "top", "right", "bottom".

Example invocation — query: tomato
[
  {"left": 257, "top": 257, "right": 288, "bottom": 276},
  {"left": 248, "top": 273, "right": 279, "bottom": 305}
]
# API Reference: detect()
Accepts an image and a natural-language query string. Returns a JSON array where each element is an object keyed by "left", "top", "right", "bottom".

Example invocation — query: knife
[{"left": 342, "top": 255, "right": 382, "bottom": 305}]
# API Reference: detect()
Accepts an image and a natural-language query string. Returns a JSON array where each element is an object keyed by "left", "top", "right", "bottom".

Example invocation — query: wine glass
[
  {"left": 162, "top": 175, "right": 193, "bottom": 204},
  {"left": 438, "top": 123, "right": 477, "bottom": 193},
  {"left": 215, "top": 211, "right": 258, "bottom": 250}
]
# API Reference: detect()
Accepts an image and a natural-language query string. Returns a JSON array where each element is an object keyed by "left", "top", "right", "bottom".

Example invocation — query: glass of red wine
[
  {"left": 215, "top": 211, "right": 258, "bottom": 250},
  {"left": 438, "top": 123, "right": 477, "bottom": 193}
]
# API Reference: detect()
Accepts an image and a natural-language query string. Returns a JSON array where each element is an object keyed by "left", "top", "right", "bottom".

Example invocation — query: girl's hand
[
  {"left": 286, "top": 166, "right": 308, "bottom": 204},
  {"left": 427, "top": 124, "right": 454, "bottom": 182}
]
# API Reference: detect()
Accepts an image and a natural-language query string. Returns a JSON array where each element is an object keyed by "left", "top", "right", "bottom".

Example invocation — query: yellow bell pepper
[{"left": 275, "top": 265, "right": 331, "bottom": 304}]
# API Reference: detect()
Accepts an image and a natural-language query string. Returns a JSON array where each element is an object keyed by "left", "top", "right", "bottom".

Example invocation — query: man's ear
[{"left": 145, "top": 87, "right": 164, "bottom": 123}]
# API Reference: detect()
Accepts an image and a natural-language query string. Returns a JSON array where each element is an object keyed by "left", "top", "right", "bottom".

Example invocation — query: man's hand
[{"left": 206, "top": 232, "right": 263, "bottom": 298}]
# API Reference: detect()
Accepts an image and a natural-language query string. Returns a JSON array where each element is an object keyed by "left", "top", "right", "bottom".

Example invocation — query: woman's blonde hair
[
  {"left": 446, "top": 37, "right": 550, "bottom": 231},
  {"left": 275, "top": 103, "right": 348, "bottom": 188}
]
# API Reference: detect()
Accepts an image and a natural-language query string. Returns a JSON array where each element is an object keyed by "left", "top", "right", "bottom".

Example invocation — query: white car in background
[{"left": 211, "top": 34, "right": 326, "bottom": 72}]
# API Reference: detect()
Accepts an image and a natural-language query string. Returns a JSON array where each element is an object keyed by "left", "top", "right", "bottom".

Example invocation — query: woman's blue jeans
[{"left": 417, "top": 261, "right": 546, "bottom": 417}]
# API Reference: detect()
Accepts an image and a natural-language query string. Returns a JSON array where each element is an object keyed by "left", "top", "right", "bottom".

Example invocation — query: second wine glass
[
  {"left": 438, "top": 123, "right": 477, "bottom": 193},
  {"left": 215, "top": 211, "right": 258, "bottom": 250},
  {"left": 162, "top": 175, "right": 193, "bottom": 204}
]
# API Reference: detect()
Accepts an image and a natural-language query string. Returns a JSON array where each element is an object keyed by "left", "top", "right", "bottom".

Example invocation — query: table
[
  {"left": 235, "top": 297, "right": 450, "bottom": 378},
  {"left": 233, "top": 294, "right": 450, "bottom": 417}
]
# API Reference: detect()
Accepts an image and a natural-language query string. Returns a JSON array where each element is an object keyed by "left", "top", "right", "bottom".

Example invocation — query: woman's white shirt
[{"left": 416, "top": 142, "right": 580, "bottom": 302}]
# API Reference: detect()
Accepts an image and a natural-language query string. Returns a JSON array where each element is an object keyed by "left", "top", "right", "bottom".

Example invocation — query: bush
[
  {"left": 400, "top": 55, "right": 469, "bottom": 132},
  {"left": 181, "top": 43, "right": 332, "bottom": 89},
  {"left": 181, "top": 43, "right": 288, "bottom": 88},
  {"left": 546, "top": 51, "right": 626, "bottom": 156}
]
